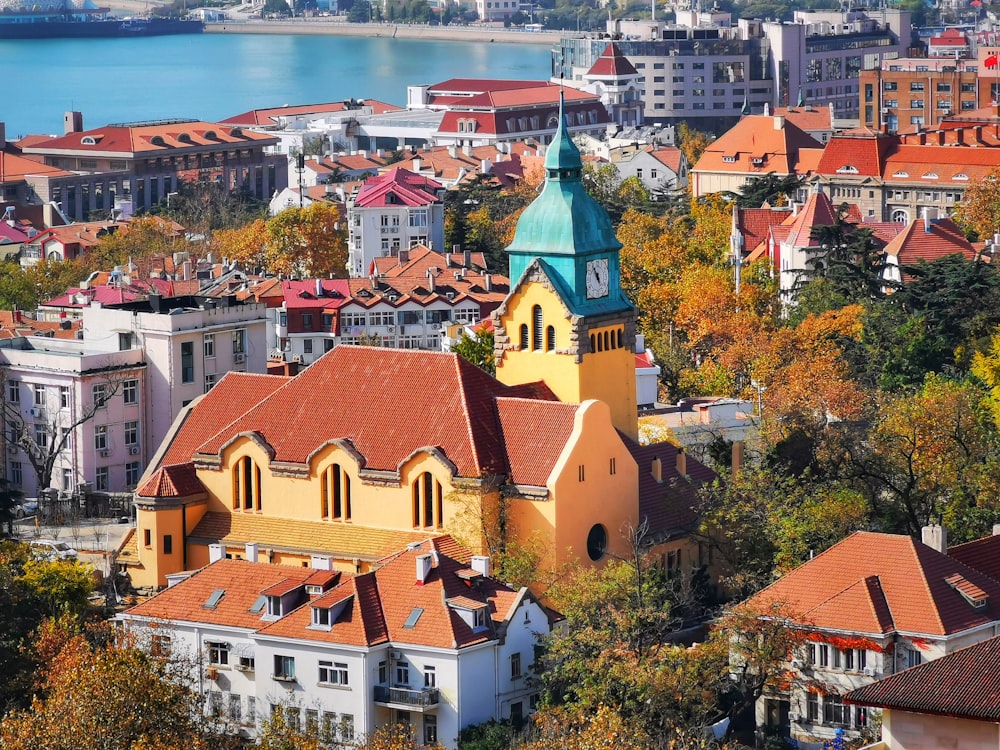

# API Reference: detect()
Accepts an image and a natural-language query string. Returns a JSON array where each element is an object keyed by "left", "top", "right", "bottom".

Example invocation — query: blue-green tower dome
[{"left": 506, "top": 89, "right": 629, "bottom": 314}]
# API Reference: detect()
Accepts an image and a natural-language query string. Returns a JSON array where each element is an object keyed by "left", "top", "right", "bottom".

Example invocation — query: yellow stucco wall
[
  {"left": 133, "top": 499, "right": 207, "bottom": 588},
  {"left": 496, "top": 281, "right": 638, "bottom": 440}
]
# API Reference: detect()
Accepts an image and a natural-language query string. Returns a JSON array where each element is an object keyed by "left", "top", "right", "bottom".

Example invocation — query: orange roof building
[
  {"left": 118, "top": 543, "right": 555, "bottom": 747},
  {"left": 130, "top": 97, "right": 715, "bottom": 605},
  {"left": 741, "top": 527, "right": 1000, "bottom": 745}
]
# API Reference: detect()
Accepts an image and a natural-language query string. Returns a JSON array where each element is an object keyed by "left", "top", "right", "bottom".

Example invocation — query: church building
[{"left": 123, "top": 94, "right": 710, "bottom": 590}]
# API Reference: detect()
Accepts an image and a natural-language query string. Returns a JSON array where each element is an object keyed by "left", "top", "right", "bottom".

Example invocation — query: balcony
[{"left": 373, "top": 685, "right": 440, "bottom": 711}]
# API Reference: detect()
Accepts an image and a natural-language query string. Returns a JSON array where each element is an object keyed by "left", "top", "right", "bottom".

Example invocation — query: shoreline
[{"left": 204, "top": 19, "right": 567, "bottom": 46}]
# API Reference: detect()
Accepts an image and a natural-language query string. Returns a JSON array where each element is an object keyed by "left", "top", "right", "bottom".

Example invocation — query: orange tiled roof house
[
  {"left": 125, "top": 96, "right": 713, "bottom": 595},
  {"left": 117, "top": 541, "right": 554, "bottom": 748},
  {"left": 741, "top": 527, "right": 1000, "bottom": 746}
]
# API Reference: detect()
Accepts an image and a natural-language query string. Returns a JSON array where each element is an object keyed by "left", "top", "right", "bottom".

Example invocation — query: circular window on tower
[{"left": 586, "top": 524, "right": 608, "bottom": 562}]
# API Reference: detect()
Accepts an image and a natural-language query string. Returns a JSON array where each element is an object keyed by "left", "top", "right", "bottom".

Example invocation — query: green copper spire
[{"left": 507, "top": 89, "right": 619, "bottom": 262}]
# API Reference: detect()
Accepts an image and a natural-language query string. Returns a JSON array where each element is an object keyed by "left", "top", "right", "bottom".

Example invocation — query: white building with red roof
[
  {"left": 117, "top": 541, "right": 553, "bottom": 748},
  {"left": 409, "top": 79, "right": 610, "bottom": 149},
  {"left": 741, "top": 527, "right": 1000, "bottom": 745},
  {"left": 580, "top": 43, "right": 644, "bottom": 128},
  {"left": 346, "top": 167, "right": 445, "bottom": 278}
]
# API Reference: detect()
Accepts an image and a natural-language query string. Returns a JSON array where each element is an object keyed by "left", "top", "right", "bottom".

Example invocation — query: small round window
[{"left": 586, "top": 524, "right": 608, "bottom": 562}]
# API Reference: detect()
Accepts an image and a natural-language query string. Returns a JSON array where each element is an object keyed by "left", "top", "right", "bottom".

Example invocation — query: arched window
[
  {"left": 232, "top": 456, "right": 261, "bottom": 512},
  {"left": 412, "top": 472, "right": 443, "bottom": 529},
  {"left": 321, "top": 463, "right": 352, "bottom": 520},
  {"left": 520, "top": 324, "right": 529, "bottom": 350},
  {"left": 603, "top": 330, "right": 610, "bottom": 351},
  {"left": 617, "top": 329, "right": 623, "bottom": 348},
  {"left": 546, "top": 325, "right": 555, "bottom": 352},
  {"left": 891, "top": 209, "right": 909, "bottom": 223},
  {"left": 590, "top": 333, "right": 596, "bottom": 352},
  {"left": 532, "top": 305, "right": 543, "bottom": 351}
]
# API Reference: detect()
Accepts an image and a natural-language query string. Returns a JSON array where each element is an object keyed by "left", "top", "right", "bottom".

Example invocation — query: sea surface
[{"left": 0, "top": 33, "right": 552, "bottom": 136}]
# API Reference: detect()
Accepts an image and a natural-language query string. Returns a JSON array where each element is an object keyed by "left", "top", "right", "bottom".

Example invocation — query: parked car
[
  {"left": 29, "top": 540, "right": 78, "bottom": 561},
  {"left": 13, "top": 499, "right": 38, "bottom": 518}
]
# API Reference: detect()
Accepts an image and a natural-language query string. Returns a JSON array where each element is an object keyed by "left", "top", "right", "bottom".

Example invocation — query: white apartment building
[
  {"left": 117, "top": 542, "right": 552, "bottom": 749},
  {"left": 82, "top": 295, "right": 268, "bottom": 453},
  {"left": 553, "top": 8, "right": 910, "bottom": 129},
  {"left": 0, "top": 338, "right": 146, "bottom": 497},
  {"left": 346, "top": 168, "right": 446, "bottom": 279}
]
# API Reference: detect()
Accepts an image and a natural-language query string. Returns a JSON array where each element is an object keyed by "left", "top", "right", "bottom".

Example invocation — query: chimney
[
  {"left": 315, "top": 278, "right": 323, "bottom": 297},
  {"left": 651, "top": 456, "right": 662, "bottom": 482},
  {"left": 426, "top": 268, "right": 435, "bottom": 292},
  {"left": 0, "top": 122, "right": 6, "bottom": 150},
  {"left": 448, "top": 144, "right": 457, "bottom": 158},
  {"left": 64, "top": 110, "right": 83, "bottom": 135},
  {"left": 464, "top": 248, "right": 471, "bottom": 268},
  {"left": 462, "top": 143, "right": 473, "bottom": 157},
  {"left": 732, "top": 441, "right": 744, "bottom": 476},
  {"left": 311, "top": 554, "right": 333, "bottom": 570},
  {"left": 209, "top": 543, "right": 225, "bottom": 563},
  {"left": 412, "top": 157, "right": 422, "bottom": 172},
  {"left": 182, "top": 259, "right": 193, "bottom": 281},
  {"left": 773, "top": 115, "right": 785, "bottom": 130},
  {"left": 763, "top": 102, "right": 770, "bottom": 116},
  {"left": 956, "top": 127, "right": 965, "bottom": 145},
  {"left": 149, "top": 292, "right": 162, "bottom": 314},
  {"left": 993, "top": 524, "right": 1000, "bottom": 536},
  {"left": 676, "top": 446, "right": 687, "bottom": 477},
  {"left": 936, "top": 130, "right": 945, "bottom": 146},
  {"left": 416, "top": 553, "right": 433, "bottom": 584},
  {"left": 921, "top": 524, "right": 947, "bottom": 553},
  {"left": 922, "top": 206, "right": 932, "bottom": 233},
  {"left": 245, "top": 542, "right": 259, "bottom": 563},
  {"left": 974, "top": 125, "right": 984, "bottom": 143},
  {"left": 484, "top": 273, "right": 492, "bottom": 292},
  {"left": 470, "top": 555, "right": 491, "bottom": 577},
  {"left": 480, "top": 159, "right": 492, "bottom": 174},
  {"left": 398, "top": 248, "right": 409, "bottom": 264}
]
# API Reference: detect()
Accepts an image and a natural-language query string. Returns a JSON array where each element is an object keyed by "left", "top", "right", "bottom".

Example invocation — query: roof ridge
[{"left": 909, "top": 537, "right": 947, "bottom": 634}]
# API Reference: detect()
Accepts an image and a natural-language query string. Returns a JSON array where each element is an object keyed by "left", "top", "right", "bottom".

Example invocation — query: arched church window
[
  {"left": 532, "top": 305, "right": 543, "bottom": 351},
  {"left": 546, "top": 325, "right": 555, "bottom": 352},
  {"left": 412, "top": 472, "right": 443, "bottom": 530},
  {"left": 233, "top": 456, "right": 261, "bottom": 512},
  {"left": 520, "top": 324, "right": 529, "bottom": 350}
]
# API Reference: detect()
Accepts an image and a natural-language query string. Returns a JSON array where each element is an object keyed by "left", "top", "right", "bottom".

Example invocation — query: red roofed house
[
  {"left": 128, "top": 100, "right": 716, "bottom": 617},
  {"left": 19, "top": 115, "right": 286, "bottom": 219},
  {"left": 346, "top": 167, "right": 445, "bottom": 278},
  {"left": 846, "top": 633, "right": 1000, "bottom": 750},
  {"left": 691, "top": 114, "right": 824, "bottom": 198},
  {"left": 117, "top": 542, "right": 554, "bottom": 747},
  {"left": 20, "top": 220, "right": 125, "bottom": 268},
  {"left": 580, "top": 43, "right": 644, "bottom": 128},
  {"left": 881, "top": 214, "right": 977, "bottom": 286},
  {"left": 741, "top": 527, "right": 1000, "bottom": 745},
  {"left": 411, "top": 79, "right": 610, "bottom": 149}
]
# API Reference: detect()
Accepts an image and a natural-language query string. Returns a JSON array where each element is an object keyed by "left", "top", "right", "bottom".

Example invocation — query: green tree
[
  {"left": 19, "top": 558, "right": 94, "bottom": 619},
  {"left": 723, "top": 172, "right": 804, "bottom": 208},
  {"left": 451, "top": 327, "right": 495, "bottom": 375}
]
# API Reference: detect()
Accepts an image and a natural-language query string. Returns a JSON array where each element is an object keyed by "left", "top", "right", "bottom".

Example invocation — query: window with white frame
[
  {"left": 408, "top": 209, "right": 428, "bottom": 227},
  {"left": 511, "top": 652, "right": 522, "bottom": 679},
  {"left": 823, "top": 694, "right": 847, "bottom": 725},
  {"left": 123, "top": 379, "right": 138, "bottom": 405},
  {"left": 126, "top": 461, "right": 141, "bottom": 487},
  {"left": 424, "top": 665, "right": 436, "bottom": 687},
  {"left": 92, "top": 383, "right": 107, "bottom": 407},
  {"left": 318, "top": 660, "right": 349, "bottom": 686},
  {"left": 453, "top": 307, "right": 478, "bottom": 324},
  {"left": 273, "top": 654, "right": 295, "bottom": 680},
  {"left": 62, "top": 468, "right": 72, "bottom": 491},
  {"left": 204, "top": 374, "right": 217, "bottom": 393},
  {"left": 95, "top": 466, "right": 109, "bottom": 491},
  {"left": 6, "top": 381, "right": 19, "bottom": 404},
  {"left": 370, "top": 311, "right": 394, "bottom": 326},
  {"left": 208, "top": 691, "right": 223, "bottom": 717},
  {"left": 341, "top": 715, "right": 354, "bottom": 741},
  {"left": 229, "top": 694, "right": 241, "bottom": 723},
  {"left": 33, "top": 384, "right": 45, "bottom": 407},
  {"left": 907, "top": 648, "right": 922, "bottom": 668},
  {"left": 124, "top": 421, "right": 139, "bottom": 446},
  {"left": 59, "top": 386, "right": 69, "bottom": 409},
  {"left": 232, "top": 329, "right": 246, "bottom": 354},
  {"left": 208, "top": 641, "right": 230, "bottom": 666},
  {"left": 424, "top": 715, "right": 437, "bottom": 744},
  {"left": 204, "top": 333, "right": 215, "bottom": 358},
  {"left": 395, "top": 661, "right": 410, "bottom": 686},
  {"left": 94, "top": 425, "right": 108, "bottom": 451},
  {"left": 342, "top": 312, "right": 366, "bottom": 327}
]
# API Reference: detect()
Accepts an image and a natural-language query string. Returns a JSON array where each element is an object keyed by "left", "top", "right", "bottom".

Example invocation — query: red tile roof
[
  {"left": 221, "top": 100, "right": 400, "bottom": 127},
  {"left": 815, "top": 132, "right": 898, "bottom": 177},
  {"left": 353, "top": 167, "right": 443, "bottom": 209},
  {"left": 735, "top": 207, "right": 792, "bottom": 253},
  {"left": 0, "top": 311, "right": 81, "bottom": 340},
  {"left": 845, "top": 634, "right": 1000, "bottom": 722},
  {"left": 193, "top": 346, "right": 561, "bottom": 478},
  {"left": 281, "top": 279, "right": 352, "bottom": 310},
  {"left": 135, "top": 462, "right": 204, "bottom": 499},
  {"left": 773, "top": 105, "right": 832, "bottom": 133},
  {"left": 496, "top": 397, "right": 578, "bottom": 487},
  {"left": 630, "top": 439, "right": 715, "bottom": 538},
  {"left": 158, "top": 372, "right": 291, "bottom": 468},
  {"left": 782, "top": 190, "right": 844, "bottom": 247},
  {"left": 948, "top": 534, "right": 1000, "bottom": 583},
  {"left": 882, "top": 216, "right": 976, "bottom": 268},
  {"left": 587, "top": 43, "right": 639, "bottom": 77},
  {"left": 24, "top": 121, "right": 277, "bottom": 156},
  {"left": 746, "top": 531, "right": 1000, "bottom": 636},
  {"left": 694, "top": 115, "right": 823, "bottom": 177}
]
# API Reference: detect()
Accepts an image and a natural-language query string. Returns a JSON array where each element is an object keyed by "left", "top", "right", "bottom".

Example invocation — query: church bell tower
[{"left": 492, "top": 90, "right": 638, "bottom": 440}]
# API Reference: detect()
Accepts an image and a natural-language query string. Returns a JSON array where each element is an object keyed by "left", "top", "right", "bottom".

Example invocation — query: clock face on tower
[{"left": 585, "top": 258, "right": 610, "bottom": 299}]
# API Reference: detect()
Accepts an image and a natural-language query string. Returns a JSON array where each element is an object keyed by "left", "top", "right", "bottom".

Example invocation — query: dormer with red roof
[
  {"left": 581, "top": 43, "right": 644, "bottom": 128},
  {"left": 347, "top": 168, "right": 445, "bottom": 278}
]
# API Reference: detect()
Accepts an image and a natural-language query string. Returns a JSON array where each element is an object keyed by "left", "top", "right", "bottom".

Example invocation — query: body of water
[{"left": 0, "top": 33, "right": 552, "bottom": 136}]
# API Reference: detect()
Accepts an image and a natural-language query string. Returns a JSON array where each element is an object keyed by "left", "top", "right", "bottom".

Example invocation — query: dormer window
[
  {"left": 953, "top": 173, "right": 969, "bottom": 181},
  {"left": 150, "top": 135, "right": 165, "bottom": 146},
  {"left": 836, "top": 165, "right": 859, "bottom": 174},
  {"left": 722, "top": 155, "right": 737, "bottom": 163},
  {"left": 751, "top": 157, "right": 764, "bottom": 166},
  {"left": 312, "top": 606, "right": 332, "bottom": 629},
  {"left": 473, "top": 608, "right": 487, "bottom": 630},
  {"left": 81, "top": 136, "right": 98, "bottom": 145},
  {"left": 922, "top": 172, "right": 939, "bottom": 180},
  {"left": 893, "top": 171, "right": 909, "bottom": 178},
  {"left": 266, "top": 595, "right": 282, "bottom": 617}
]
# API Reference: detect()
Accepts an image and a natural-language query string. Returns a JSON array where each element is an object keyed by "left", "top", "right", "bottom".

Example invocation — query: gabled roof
[
  {"left": 845, "top": 634, "right": 1000, "bottom": 722},
  {"left": 158, "top": 372, "right": 291, "bottom": 468},
  {"left": 495, "top": 397, "right": 578, "bottom": 487},
  {"left": 735, "top": 206, "right": 792, "bottom": 254},
  {"left": 882, "top": 216, "right": 976, "bottom": 267},
  {"left": 630, "top": 439, "right": 715, "bottom": 538},
  {"left": 948, "top": 533, "right": 1000, "bottom": 583},
  {"left": 281, "top": 279, "right": 351, "bottom": 310},
  {"left": 586, "top": 43, "right": 639, "bottom": 78},
  {"left": 815, "top": 131, "right": 899, "bottom": 177},
  {"left": 694, "top": 115, "right": 823, "bottom": 176},
  {"left": 0, "top": 311, "right": 81, "bottom": 340},
  {"left": 0, "top": 149, "right": 67, "bottom": 181},
  {"left": 192, "top": 346, "right": 561, "bottom": 478},
  {"left": 353, "top": 167, "right": 443, "bottom": 209},
  {"left": 745, "top": 531, "right": 1000, "bottom": 637},
  {"left": 220, "top": 100, "right": 401, "bottom": 127},
  {"left": 773, "top": 105, "right": 832, "bottom": 133},
  {"left": 135, "top": 462, "right": 204, "bottom": 499},
  {"left": 781, "top": 190, "right": 844, "bottom": 247}
]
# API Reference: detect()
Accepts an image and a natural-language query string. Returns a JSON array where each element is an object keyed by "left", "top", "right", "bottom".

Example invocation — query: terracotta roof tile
[
  {"left": 630, "top": 438, "right": 714, "bottom": 538},
  {"left": 815, "top": 132, "right": 897, "bottom": 177},
  {"left": 188, "top": 511, "right": 437, "bottom": 561},
  {"left": 221, "top": 100, "right": 400, "bottom": 127},
  {"left": 159, "top": 372, "right": 291, "bottom": 467},
  {"left": 694, "top": 115, "right": 823, "bottom": 176},
  {"left": 135, "top": 462, "right": 204, "bottom": 499},
  {"left": 353, "top": 167, "right": 443, "bottom": 209},
  {"left": 746, "top": 532, "right": 1000, "bottom": 636},
  {"left": 948, "top": 534, "right": 1000, "bottom": 582},
  {"left": 587, "top": 43, "right": 639, "bottom": 77},
  {"left": 882, "top": 216, "right": 976, "bottom": 270},
  {"left": 845, "top": 634, "right": 1000, "bottom": 722},
  {"left": 194, "top": 346, "right": 558, "bottom": 477},
  {"left": 25, "top": 120, "right": 277, "bottom": 155},
  {"left": 495, "top": 397, "right": 578, "bottom": 487}
]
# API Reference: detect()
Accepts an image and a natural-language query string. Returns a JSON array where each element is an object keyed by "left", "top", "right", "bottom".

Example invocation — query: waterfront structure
[
  {"left": 19, "top": 116, "right": 286, "bottom": 220},
  {"left": 553, "top": 9, "right": 910, "bottom": 128},
  {"left": 82, "top": 295, "right": 268, "bottom": 453},
  {"left": 743, "top": 527, "right": 1000, "bottom": 744},
  {"left": 118, "top": 542, "right": 552, "bottom": 747},
  {"left": 0, "top": 337, "right": 146, "bottom": 497},
  {"left": 859, "top": 58, "right": 983, "bottom": 132},
  {"left": 125, "top": 98, "right": 713, "bottom": 592},
  {"left": 346, "top": 168, "right": 446, "bottom": 278}
]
